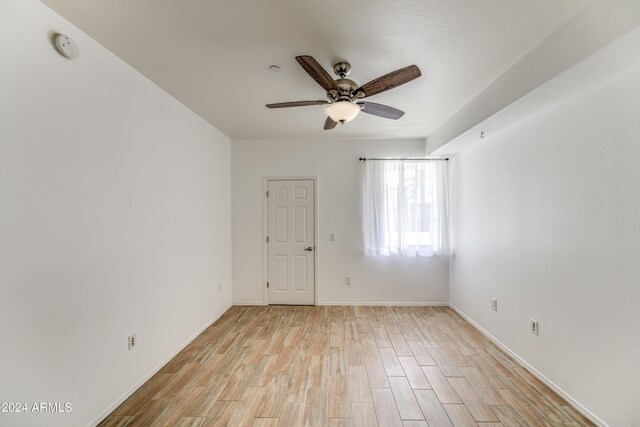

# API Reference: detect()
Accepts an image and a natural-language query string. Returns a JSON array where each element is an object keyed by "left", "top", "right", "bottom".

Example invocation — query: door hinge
[
  {"left": 267, "top": 281, "right": 269, "bottom": 288},
  {"left": 266, "top": 190, "right": 269, "bottom": 198},
  {"left": 266, "top": 236, "right": 269, "bottom": 243}
]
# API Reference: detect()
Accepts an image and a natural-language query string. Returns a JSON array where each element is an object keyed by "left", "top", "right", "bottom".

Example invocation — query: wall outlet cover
[
  {"left": 531, "top": 320, "right": 539, "bottom": 335},
  {"left": 128, "top": 334, "right": 136, "bottom": 350}
]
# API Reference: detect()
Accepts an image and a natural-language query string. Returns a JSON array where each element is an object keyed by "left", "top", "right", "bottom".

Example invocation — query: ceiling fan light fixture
[{"left": 325, "top": 101, "right": 361, "bottom": 124}]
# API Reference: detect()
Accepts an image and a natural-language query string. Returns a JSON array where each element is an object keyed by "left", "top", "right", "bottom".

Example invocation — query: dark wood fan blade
[
  {"left": 266, "top": 100, "right": 329, "bottom": 108},
  {"left": 359, "top": 102, "right": 405, "bottom": 120},
  {"left": 296, "top": 56, "right": 339, "bottom": 92},
  {"left": 354, "top": 65, "right": 421, "bottom": 98},
  {"left": 324, "top": 116, "right": 338, "bottom": 130}
]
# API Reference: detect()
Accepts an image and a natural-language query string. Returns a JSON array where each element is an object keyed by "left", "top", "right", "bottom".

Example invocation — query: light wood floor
[{"left": 98, "top": 305, "right": 593, "bottom": 427}]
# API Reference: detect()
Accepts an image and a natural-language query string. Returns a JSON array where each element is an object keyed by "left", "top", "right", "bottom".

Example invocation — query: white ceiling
[{"left": 40, "top": 0, "right": 585, "bottom": 140}]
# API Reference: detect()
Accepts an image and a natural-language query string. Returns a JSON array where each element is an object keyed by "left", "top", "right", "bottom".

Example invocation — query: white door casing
[{"left": 267, "top": 179, "right": 315, "bottom": 305}]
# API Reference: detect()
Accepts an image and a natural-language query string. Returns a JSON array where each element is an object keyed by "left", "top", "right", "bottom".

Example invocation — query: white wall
[
  {"left": 0, "top": 2, "right": 232, "bottom": 426},
  {"left": 450, "top": 65, "right": 640, "bottom": 425},
  {"left": 427, "top": 1, "right": 640, "bottom": 154},
  {"left": 232, "top": 139, "right": 449, "bottom": 305}
]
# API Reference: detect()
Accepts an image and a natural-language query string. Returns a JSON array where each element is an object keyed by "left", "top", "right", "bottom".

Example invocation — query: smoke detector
[{"left": 52, "top": 33, "right": 79, "bottom": 59}]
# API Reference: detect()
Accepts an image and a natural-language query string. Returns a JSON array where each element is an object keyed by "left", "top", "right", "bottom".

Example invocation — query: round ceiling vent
[{"left": 52, "top": 33, "right": 79, "bottom": 59}]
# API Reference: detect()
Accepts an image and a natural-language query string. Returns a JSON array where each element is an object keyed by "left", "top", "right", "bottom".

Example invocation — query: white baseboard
[
  {"left": 317, "top": 301, "right": 449, "bottom": 306},
  {"left": 86, "top": 303, "right": 232, "bottom": 427},
  {"left": 233, "top": 301, "right": 449, "bottom": 307},
  {"left": 448, "top": 304, "right": 606, "bottom": 427}
]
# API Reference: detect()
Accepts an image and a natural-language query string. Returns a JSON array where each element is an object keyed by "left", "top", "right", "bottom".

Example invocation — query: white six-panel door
[{"left": 267, "top": 180, "right": 315, "bottom": 305}]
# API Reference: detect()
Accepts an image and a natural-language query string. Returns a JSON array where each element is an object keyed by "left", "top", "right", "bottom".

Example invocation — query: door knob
[{"left": 304, "top": 247, "right": 313, "bottom": 251}]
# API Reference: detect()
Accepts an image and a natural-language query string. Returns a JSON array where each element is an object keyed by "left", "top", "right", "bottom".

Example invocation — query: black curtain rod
[{"left": 359, "top": 157, "right": 449, "bottom": 161}]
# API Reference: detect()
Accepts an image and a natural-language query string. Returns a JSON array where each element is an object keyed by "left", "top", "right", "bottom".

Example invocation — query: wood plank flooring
[{"left": 98, "top": 306, "right": 594, "bottom": 427}]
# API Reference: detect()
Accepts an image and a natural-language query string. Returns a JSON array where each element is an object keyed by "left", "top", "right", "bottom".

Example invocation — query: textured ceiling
[{"left": 40, "top": 0, "right": 585, "bottom": 140}]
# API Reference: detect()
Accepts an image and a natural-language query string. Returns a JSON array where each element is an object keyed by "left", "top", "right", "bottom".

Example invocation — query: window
[{"left": 362, "top": 160, "right": 450, "bottom": 257}]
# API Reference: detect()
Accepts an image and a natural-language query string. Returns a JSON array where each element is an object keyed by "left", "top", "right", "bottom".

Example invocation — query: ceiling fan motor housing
[
  {"left": 335, "top": 78, "right": 358, "bottom": 99},
  {"left": 328, "top": 62, "right": 358, "bottom": 100}
]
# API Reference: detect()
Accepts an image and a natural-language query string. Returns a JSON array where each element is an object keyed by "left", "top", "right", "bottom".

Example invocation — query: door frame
[{"left": 263, "top": 176, "right": 319, "bottom": 305}]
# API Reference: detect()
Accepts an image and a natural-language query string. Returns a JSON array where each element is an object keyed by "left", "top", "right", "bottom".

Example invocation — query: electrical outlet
[
  {"left": 128, "top": 334, "right": 136, "bottom": 350},
  {"left": 491, "top": 298, "right": 498, "bottom": 311},
  {"left": 218, "top": 282, "right": 222, "bottom": 292},
  {"left": 329, "top": 233, "right": 336, "bottom": 242},
  {"left": 530, "top": 320, "right": 539, "bottom": 335},
  {"left": 345, "top": 275, "right": 352, "bottom": 285}
]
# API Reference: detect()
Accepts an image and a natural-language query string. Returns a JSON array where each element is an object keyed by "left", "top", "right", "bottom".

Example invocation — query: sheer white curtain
[{"left": 362, "top": 160, "right": 450, "bottom": 257}]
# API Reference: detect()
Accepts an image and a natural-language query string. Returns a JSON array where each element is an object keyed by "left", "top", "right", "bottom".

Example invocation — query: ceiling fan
[{"left": 266, "top": 56, "right": 422, "bottom": 130}]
